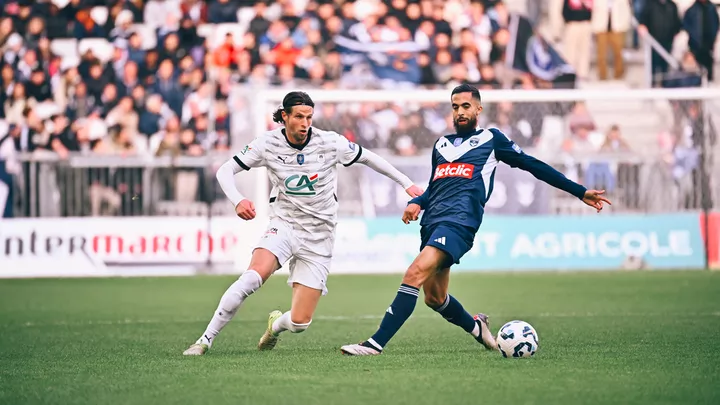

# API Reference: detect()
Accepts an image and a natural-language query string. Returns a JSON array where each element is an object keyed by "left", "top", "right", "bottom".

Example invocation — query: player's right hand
[
  {"left": 236, "top": 199, "right": 256, "bottom": 220},
  {"left": 582, "top": 189, "right": 612, "bottom": 213},
  {"left": 402, "top": 203, "right": 421, "bottom": 224}
]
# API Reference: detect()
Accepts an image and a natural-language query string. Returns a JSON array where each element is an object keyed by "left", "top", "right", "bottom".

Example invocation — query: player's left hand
[
  {"left": 402, "top": 203, "right": 421, "bottom": 224},
  {"left": 582, "top": 189, "right": 612, "bottom": 213},
  {"left": 405, "top": 185, "right": 424, "bottom": 198}
]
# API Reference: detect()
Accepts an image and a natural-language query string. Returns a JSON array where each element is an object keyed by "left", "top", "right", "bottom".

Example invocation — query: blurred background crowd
[{"left": 0, "top": 0, "right": 717, "bottom": 218}]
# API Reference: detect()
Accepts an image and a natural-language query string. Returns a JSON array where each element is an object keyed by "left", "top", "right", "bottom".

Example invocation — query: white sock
[
  {"left": 271, "top": 311, "right": 293, "bottom": 335},
  {"left": 271, "top": 311, "right": 311, "bottom": 334},
  {"left": 471, "top": 322, "right": 480, "bottom": 338},
  {"left": 197, "top": 270, "right": 263, "bottom": 347}
]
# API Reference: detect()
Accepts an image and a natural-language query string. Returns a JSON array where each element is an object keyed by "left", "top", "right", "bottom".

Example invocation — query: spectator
[
  {"left": 106, "top": 96, "right": 139, "bottom": 134},
  {"left": 638, "top": 0, "right": 682, "bottom": 85},
  {"left": 127, "top": 32, "right": 147, "bottom": 66},
  {"left": 48, "top": 114, "right": 74, "bottom": 159},
  {"left": 109, "top": 9, "right": 134, "bottom": 42},
  {"left": 181, "top": 0, "right": 208, "bottom": 24},
  {"left": 682, "top": 0, "right": 719, "bottom": 82},
  {"left": 5, "top": 82, "right": 34, "bottom": 125},
  {"left": 565, "top": 102, "right": 603, "bottom": 152},
  {"left": 600, "top": 124, "right": 631, "bottom": 152},
  {"left": 138, "top": 94, "right": 164, "bottom": 137},
  {"left": 248, "top": 1, "right": 271, "bottom": 40},
  {"left": 551, "top": 0, "right": 593, "bottom": 80},
  {"left": 64, "top": 80, "right": 91, "bottom": 121},
  {"left": 208, "top": 0, "right": 238, "bottom": 24},
  {"left": 177, "top": 16, "right": 203, "bottom": 51},
  {"left": 24, "top": 16, "right": 46, "bottom": 50},
  {"left": 45, "top": 4, "right": 70, "bottom": 39},
  {"left": 592, "top": 0, "right": 632, "bottom": 80},
  {"left": 213, "top": 33, "right": 236, "bottom": 68},
  {"left": 153, "top": 59, "right": 183, "bottom": 116},
  {"left": 159, "top": 33, "right": 188, "bottom": 65},
  {"left": 26, "top": 68, "right": 52, "bottom": 103},
  {"left": 74, "top": 9, "right": 105, "bottom": 39},
  {"left": 117, "top": 61, "right": 140, "bottom": 98},
  {"left": 154, "top": 116, "right": 183, "bottom": 156}
]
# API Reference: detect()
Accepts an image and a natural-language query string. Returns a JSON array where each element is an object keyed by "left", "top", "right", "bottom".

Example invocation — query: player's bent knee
[
  {"left": 402, "top": 263, "right": 431, "bottom": 287},
  {"left": 248, "top": 248, "right": 280, "bottom": 280},
  {"left": 238, "top": 270, "right": 263, "bottom": 293},
  {"left": 288, "top": 320, "right": 311, "bottom": 333},
  {"left": 219, "top": 270, "right": 263, "bottom": 313},
  {"left": 290, "top": 312, "right": 312, "bottom": 324}
]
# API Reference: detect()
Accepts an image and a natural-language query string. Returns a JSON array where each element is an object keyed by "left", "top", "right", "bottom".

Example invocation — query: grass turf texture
[{"left": 0, "top": 271, "right": 719, "bottom": 405}]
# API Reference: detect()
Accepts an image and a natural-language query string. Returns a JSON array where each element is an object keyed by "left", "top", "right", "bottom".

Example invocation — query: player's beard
[{"left": 453, "top": 116, "right": 477, "bottom": 134}]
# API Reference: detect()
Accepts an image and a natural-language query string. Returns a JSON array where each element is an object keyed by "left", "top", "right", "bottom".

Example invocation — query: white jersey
[{"left": 232, "top": 127, "right": 362, "bottom": 245}]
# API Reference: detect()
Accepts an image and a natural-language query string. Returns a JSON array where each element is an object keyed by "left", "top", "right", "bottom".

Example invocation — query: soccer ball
[{"left": 497, "top": 320, "right": 539, "bottom": 358}]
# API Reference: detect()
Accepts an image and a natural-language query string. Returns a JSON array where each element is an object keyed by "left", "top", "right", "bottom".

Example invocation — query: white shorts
[{"left": 255, "top": 219, "right": 334, "bottom": 295}]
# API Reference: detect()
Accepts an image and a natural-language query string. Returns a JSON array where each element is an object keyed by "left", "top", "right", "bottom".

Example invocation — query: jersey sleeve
[
  {"left": 232, "top": 137, "right": 266, "bottom": 171},
  {"left": 491, "top": 128, "right": 587, "bottom": 199},
  {"left": 333, "top": 132, "right": 363, "bottom": 166},
  {"left": 408, "top": 147, "right": 436, "bottom": 209}
]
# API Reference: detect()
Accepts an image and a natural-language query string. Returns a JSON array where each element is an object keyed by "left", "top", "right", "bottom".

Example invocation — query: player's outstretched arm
[
  {"left": 334, "top": 133, "right": 421, "bottom": 197},
  {"left": 354, "top": 148, "right": 423, "bottom": 197},
  {"left": 216, "top": 160, "right": 256, "bottom": 220},
  {"left": 406, "top": 147, "right": 437, "bottom": 210},
  {"left": 491, "top": 129, "right": 612, "bottom": 212}
]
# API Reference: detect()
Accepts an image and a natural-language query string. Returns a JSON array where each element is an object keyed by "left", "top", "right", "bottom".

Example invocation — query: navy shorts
[{"left": 420, "top": 222, "right": 475, "bottom": 268}]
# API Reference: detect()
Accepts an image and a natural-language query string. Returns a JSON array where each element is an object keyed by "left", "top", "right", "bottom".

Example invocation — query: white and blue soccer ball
[{"left": 497, "top": 320, "right": 539, "bottom": 358}]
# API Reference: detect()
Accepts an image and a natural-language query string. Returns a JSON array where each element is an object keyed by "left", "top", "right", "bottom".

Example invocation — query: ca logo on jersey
[{"left": 285, "top": 174, "right": 319, "bottom": 196}]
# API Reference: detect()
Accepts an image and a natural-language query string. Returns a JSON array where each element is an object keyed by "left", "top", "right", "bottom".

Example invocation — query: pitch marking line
[{"left": 15, "top": 312, "right": 720, "bottom": 328}]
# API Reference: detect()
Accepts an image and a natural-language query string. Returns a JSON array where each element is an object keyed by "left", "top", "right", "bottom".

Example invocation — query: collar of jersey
[
  {"left": 449, "top": 127, "right": 484, "bottom": 139},
  {"left": 282, "top": 127, "right": 313, "bottom": 150}
]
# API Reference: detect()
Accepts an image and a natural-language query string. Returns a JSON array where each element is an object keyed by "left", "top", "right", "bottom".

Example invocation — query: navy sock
[
  {"left": 367, "top": 284, "right": 419, "bottom": 350},
  {"left": 433, "top": 295, "right": 477, "bottom": 335}
]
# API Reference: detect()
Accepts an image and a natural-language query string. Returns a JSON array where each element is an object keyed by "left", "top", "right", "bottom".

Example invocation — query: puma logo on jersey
[{"left": 433, "top": 163, "right": 474, "bottom": 180}]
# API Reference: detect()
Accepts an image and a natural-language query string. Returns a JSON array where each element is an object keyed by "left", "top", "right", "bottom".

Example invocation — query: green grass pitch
[{"left": 1, "top": 271, "right": 719, "bottom": 405}]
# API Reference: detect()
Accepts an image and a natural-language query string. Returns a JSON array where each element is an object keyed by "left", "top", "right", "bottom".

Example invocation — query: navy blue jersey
[{"left": 409, "top": 128, "right": 587, "bottom": 232}]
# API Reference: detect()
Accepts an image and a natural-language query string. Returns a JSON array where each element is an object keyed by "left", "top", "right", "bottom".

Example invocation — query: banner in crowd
[
  {"left": 334, "top": 22, "right": 427, "bottom": 84},
  {"left": 362, "top": 163, "right": 550, "bottom": 216},
  {"left": 0, "top": 213, "right": 706, "bottom": 278}
]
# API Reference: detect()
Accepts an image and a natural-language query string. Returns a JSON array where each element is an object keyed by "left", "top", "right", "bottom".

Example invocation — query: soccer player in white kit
[{"left": 183, "top": 91, "right": 423, "bottom": 355}]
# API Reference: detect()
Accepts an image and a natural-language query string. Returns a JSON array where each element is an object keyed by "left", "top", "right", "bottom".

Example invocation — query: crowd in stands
[
  {"left": 0, "top": 0, "right": 570, "bottom": 163},
  {"left": 0, "top": 0, "right": 716, "bottom": 217},
  {"left": 549, "top": 0, "right": 717, "bottom": 85}
]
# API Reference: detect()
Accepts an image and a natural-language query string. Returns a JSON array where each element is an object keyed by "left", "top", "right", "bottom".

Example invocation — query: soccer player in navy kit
[{"left": 340, "top": 84, "right": 612, "bottom": 356}]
